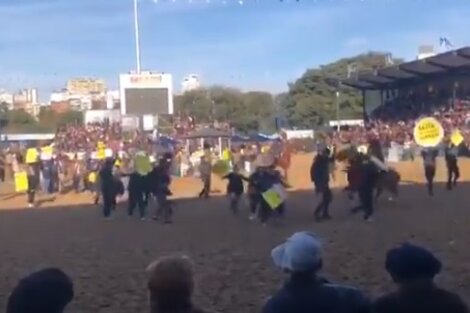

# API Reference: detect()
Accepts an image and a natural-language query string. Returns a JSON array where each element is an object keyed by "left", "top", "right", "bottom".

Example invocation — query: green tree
[
  {"left": 58, "top": 110, "right": 83, "bottom": 125},
  {"left": 174, "top": 87, "right": 275, "bottom": 132},
  {"left": 283, "top": 52, "right": 402, "bottom": 128}
]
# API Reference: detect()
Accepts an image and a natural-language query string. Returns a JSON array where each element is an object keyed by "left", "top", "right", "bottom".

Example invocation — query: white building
[
  {"left": 0, "top": 90, "right": 14, "bottom": 109},
  {"left": 181, "top": 74, "right": 200, "bottom": 93},
  {"left": 417, "top": 45, "right": 436, "bottom": 60}
]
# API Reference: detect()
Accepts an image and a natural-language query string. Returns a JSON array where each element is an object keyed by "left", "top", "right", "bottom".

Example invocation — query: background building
[
  {"left": 119, "top": 71, "right": 173, "bottom": 130},
  {"left": 67, "top": 78, "right": 106, "bottom": 95},
  {"left": 181, "top": 74, "right": 201, "bottom": 93},
  {"left": 417, "top": 45, "right": 436, "bottom": 60}
]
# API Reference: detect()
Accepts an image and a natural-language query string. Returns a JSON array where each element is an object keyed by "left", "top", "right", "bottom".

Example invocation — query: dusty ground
[{"left": 0, "top": 154, "right": 469, "bottom": 313}]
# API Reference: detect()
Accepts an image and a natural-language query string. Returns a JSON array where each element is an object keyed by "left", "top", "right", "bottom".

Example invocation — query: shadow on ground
[{"left": 0, "top": 181, "right": 469, "bottom": 313}]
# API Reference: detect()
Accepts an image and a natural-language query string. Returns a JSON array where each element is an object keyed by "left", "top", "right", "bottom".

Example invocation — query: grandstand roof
[{"left": 342, "top": 47, "right": 470, "bottom": 90}]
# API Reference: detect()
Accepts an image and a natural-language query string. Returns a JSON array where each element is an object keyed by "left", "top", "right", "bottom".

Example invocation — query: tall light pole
[
  {"left": 335, "top": 91, "right": 340, "bottom": 132},
  {"left": 133, "top": 0, "right": 142, "bottom": 74}
]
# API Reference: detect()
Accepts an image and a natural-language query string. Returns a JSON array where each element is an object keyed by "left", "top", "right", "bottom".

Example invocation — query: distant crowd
[
  {"left": 333, "top": 98, "right": 470, "bottom": 148},
  {"left": 6, "top": 233, "right": 468, "bottom": 313}
]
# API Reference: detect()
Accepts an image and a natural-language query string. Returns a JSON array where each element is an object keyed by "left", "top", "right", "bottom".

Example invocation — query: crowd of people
[
  {"left": 5, "top": 232, "right": 468, "bottom": 313},
  {"left": 334, "top": 98, "right": 470, "bottom": 148}
]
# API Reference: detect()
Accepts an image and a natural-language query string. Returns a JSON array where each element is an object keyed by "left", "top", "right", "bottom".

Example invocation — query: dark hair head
[
  {"left": 147, "top": 256, "right": 194, "bottom": 312},
  {"left": 7, "top": 268, "right": 74, "bottom": 313},
  {"left": 385, "top": 243, "right": 442, "bottom": 284}
]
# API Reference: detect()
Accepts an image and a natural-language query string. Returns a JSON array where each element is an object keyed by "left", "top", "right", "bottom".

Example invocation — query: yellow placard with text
[
  {"left": 451, "top": 130, "right": 464, "bottom": 146},
  {"left": 413, "top": 117, "right": 444, "bottom": 148},
  {"left": 25, "top": 148, "right": 38, "bottom": 164},
  {"left": 262, "top": 189, "right": 283, "bottom": 210},
  {"left": 14, "top": 171, "right": 28, "bottom": 192}
]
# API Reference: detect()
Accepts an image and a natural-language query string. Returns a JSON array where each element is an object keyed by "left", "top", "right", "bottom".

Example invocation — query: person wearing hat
[
  {"left": 254, "top": 153, "right": 287, "bottom": 224},
  {"left": 7, "top": 268, "right": 74, "bottom": 313},
  {"left": 373, "top": 243, "right": 468, "bottom": 313},
  {"left": 262, "top": 232, "right": 370, "bottom": 313}
]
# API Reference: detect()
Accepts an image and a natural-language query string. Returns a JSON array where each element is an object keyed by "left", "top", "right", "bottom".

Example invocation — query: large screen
[{"left": 124, "top": 88, "right": 169, "bottom": 115}]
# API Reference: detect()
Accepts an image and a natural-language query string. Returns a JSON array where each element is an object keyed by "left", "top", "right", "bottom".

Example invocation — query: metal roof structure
[{"left": 342, "top": 47, "right": 470, "bottom": 90}]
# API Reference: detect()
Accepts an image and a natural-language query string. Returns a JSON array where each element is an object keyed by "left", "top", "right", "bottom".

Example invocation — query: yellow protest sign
[
  {"left": 413, "top": 117, "right": 444, "bottom": 148},
  {"left": 96, "top": 149, "right": 106, "bottom": 160},
  {"left": 25, "top": 148, "right": 38, "bottom": 164},
  {"left": 88, "top": 172, "right": 97, "bottom": 183},
  {"left": 135, "top": 153, "right": 152, "bottom": 176},
  {"left": 451, "top": 130, "right": 464, "bottom": 146},
  {"left": 212, "top": 159, "right": 230, "bottom": 177},
  {"left": 14, "top": 171, "right": 28, "bottom": 192},
  {"left": 262, "top": 188, "right": 283, "bottom": 210},
  {"left": 222, "top": 148, "right": 232, "bottom": 161},
  {"left": 40, "top": 145, "right": 53, "bottom": 160}
]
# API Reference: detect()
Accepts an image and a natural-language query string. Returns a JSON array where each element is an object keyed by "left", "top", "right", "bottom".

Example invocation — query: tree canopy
[
  {"left": 280, "top": 52, "right": 402, "bottom": 128},
  {"left": 0, "top": 104, "right": 84, "bottom": 133},
  {"left": 174, "top": 87, "right": 276, "bottom": 133}
]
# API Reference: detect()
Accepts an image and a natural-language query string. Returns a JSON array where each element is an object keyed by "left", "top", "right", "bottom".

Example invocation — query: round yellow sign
[{"left": 413, "top": 117, "right": 444, "bottom": 147}]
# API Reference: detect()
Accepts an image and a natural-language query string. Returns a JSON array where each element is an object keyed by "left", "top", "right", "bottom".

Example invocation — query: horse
[{"left": 337, "top": 148, "right": 401, "bottom": 201}]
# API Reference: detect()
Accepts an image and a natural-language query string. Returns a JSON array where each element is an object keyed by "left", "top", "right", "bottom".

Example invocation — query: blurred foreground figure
[
  {"left": 147, "top": 256, "right": 209, "bottom": 313},
  {"left": 262, "top": 231, "right": 370, "bottom": 313},
  {"left": 7, "top": 268, "right": 74, "bottom": 313},
  {"left": 373, "top": 243, "right": 468, "bottom": 313}
]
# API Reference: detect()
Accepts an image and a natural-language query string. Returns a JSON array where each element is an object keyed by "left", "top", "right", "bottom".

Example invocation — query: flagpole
[{"left": 133, "top": 0, "right": 142, "bottom": 74}]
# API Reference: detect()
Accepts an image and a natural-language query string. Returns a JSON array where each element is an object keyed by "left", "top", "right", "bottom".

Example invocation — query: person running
[
  {"left": 311, "top": 148, "right": 332, "bottom": 221},
  {"left": 445, "top": 142, "right": 460, "bottom": 190},
  {"left": 149, "top": 157, "right": 173, "bottom": 223},
  {"left": 351, "top": 154, "right": 378, "bottom": 222},
  {"left": 421, "top": 147, "right": 438, "bottom": 196},
  {"left": 222, "top": 165, "right": 248, "bottom": 214}
]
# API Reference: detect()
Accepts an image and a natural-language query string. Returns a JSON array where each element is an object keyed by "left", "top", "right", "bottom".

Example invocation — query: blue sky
[{"left": 0, "top": 0, "right": 469, "bottom": 99}]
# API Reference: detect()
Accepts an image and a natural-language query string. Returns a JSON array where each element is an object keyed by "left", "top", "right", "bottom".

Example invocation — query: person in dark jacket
[
  {"left": 127, "top": 165, "right": 149, "bottom": 220},
  {"left": 262, "top": 232, "right": 370, "bottom": 313},
  {"left": 99, "top": 158, "right": 119, "bottom": 219},
  {"left": 7, "top": 268, "right": 74, "bottom": 313},
  {"left": 445, "top": 142, "right": 460, "bottom": 190},
  {"left": 247, "top": 167, "right": 263, "bottom": 221},
  {"left": 223, "top": 165, "right": 248, "bottom": 214},
  {"left": 149, "top": 157, "right": 173, "bottom": 223},
  {"left": 311, "top": 149, "right": 332, "bottom": 221},
  {"left": 351, "top": 154, "right": 377, "bottom": 221},
  {"left": 373, "top": 243, "right": 468, "bottom": 313},
  {"left": 421, "top": 148, "right": 438, "bottom": 196}
]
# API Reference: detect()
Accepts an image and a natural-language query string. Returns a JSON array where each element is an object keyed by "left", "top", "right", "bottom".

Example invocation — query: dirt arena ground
[{"left": 0, "top": 154, "right": 470, "bottom": 312}]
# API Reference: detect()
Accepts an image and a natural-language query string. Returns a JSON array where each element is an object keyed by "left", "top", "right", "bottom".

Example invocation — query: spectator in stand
[
  {"left": 7, "top": 268, "right": 74, "bottom": 313},
  {"left": 262, "top": 231, "right": 370, "bottom": 313},
  {"left": 373, "top": 243, "right": 468, "bottom": 313},
  {"left": 147, "top": 255, "right": 208, "bottom": 313}
]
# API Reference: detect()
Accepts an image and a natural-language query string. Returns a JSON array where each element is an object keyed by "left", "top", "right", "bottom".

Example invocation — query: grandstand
[{"left": 342, "top": 47, "right": 470, "bottom": 121}]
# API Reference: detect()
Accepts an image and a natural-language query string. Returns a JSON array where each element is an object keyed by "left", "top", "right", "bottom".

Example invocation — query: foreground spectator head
[
  {"left": 271, "top": 231, "right": 323, "bottom": 274},
  {"left": 385, "top": 243, "right": 441, "bottom": 284},
  {"left": 7, "top": 268, "right": 74, "bottom": 313},
  {"left": 147, "top": 256, "right": 196, "bottom": 313},
  {"left": 263, "top": 232, "right": 370, "bottom": 313},
  {"left": 374, "top": 243, "right": 469, "bottom": 313}
]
